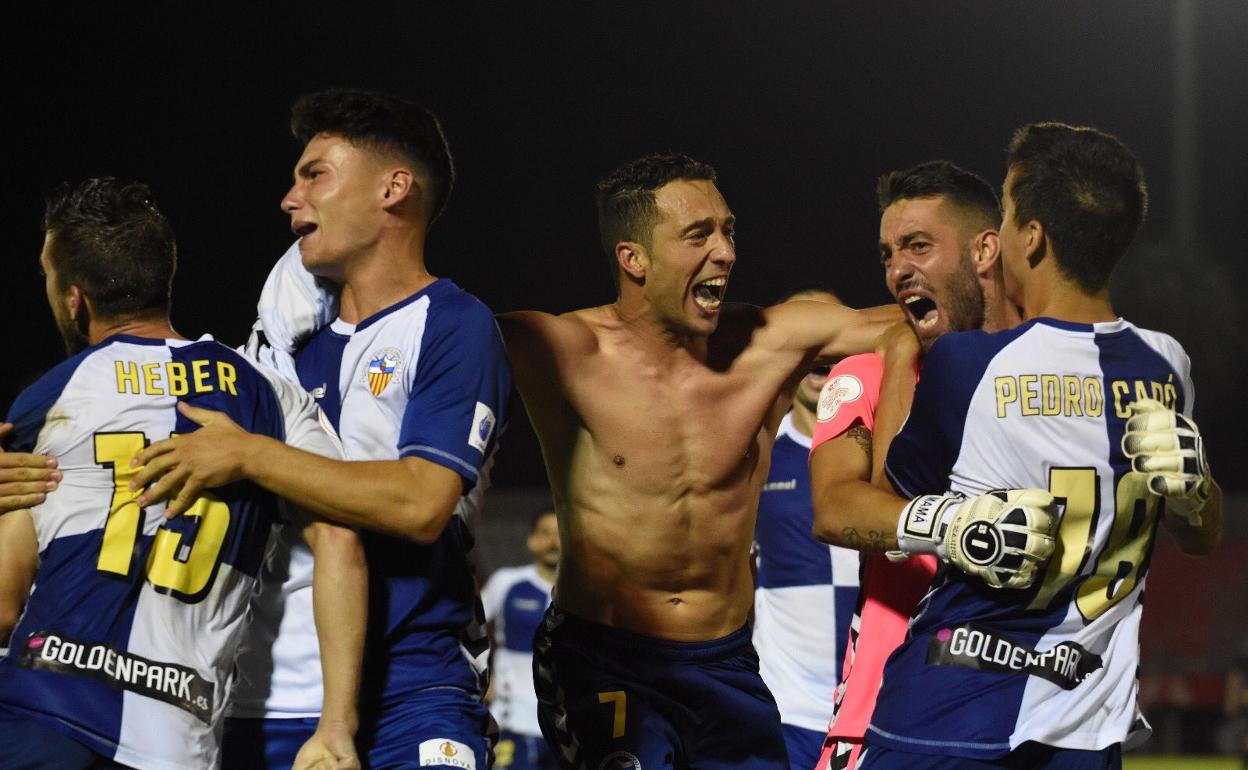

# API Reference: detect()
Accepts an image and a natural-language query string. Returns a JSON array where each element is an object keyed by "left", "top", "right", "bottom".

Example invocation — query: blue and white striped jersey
[
  {"left": 231, "top": 279, "right": 511, "bottom": 716},
  {"left": 0, "top": 335, "right": 341, "bottom": 770},
  {"left": 874, "top": 317, "right": 1191, "bottom": 759},
  {"left": 753, "top": 412, "right": 860, "bottom": 732},
  {"left": 481, "top": 564, "right": 552, "bottom": 737}
]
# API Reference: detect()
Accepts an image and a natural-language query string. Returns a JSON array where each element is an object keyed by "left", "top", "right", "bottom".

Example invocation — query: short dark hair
[
  {"left": 291, "top": 88, "right": 455, "bottom": 223},
  {"left": 42, "top": 177, "right": 176, "bottom": 319},
  {"left": 595, "top": 154, "right": 718, "bottom": 290},
  {"left": 876, "top": 160, "right": 1000, "bottom": 234},
  {"left": 1005, "top": 122, "right": 1147, "bottom": 293}
]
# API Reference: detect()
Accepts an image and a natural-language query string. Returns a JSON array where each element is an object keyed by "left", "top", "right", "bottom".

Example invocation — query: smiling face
[
  {"left": 527, "top": 511, "right": 561, "bottom": 571},
  {"left": 280, "top": 133, "right": 391, "bottom": 281},
  {"left": 638, "top": 179, "right": 736, "bottom": 336},
  {"left": 879, "top": 196, "right": 984, "bottom": 351}
]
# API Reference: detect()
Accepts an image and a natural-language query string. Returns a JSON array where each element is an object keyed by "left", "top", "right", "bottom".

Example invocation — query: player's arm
[
  {"left": 764, "top": 300, "right": 904, "bottom": 366},
  {"left": 811, "top": 325, "right": 921, "bottom": 550},
  {"left": 0, "top": 423, "right": 61, "bottom": 515},
  {"left": 0, "top": 508, "right": 37, "bottom": 645},
  {"left": 132, "top": 417, "right": 463, "bottom": 543},
  {"left": 811, "top": 424, "right": 901, "bottom": 550},
  {"left": 1122, "top": 398, "right": 1222, "bottom": 555},
  {"left": 291, "top": 511, "right": 367, "bottom": 770}
]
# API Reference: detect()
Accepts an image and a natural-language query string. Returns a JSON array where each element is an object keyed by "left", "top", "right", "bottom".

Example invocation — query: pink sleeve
[{"left": 810, "top": 353, "right": 884, "bottom": 452}]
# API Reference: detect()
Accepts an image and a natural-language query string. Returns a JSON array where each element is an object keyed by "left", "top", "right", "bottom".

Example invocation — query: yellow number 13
[{"left": 94, "top": 432, "right": 231, "bottom": 603}]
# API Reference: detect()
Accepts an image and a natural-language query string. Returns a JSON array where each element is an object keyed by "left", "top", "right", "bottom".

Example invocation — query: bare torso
[{"left": 501, "top": 303, "right": 812, "bottom": 641}]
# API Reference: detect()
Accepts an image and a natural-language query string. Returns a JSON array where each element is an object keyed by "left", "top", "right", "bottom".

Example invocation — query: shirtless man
[{"left": 497, "top": 154, "right": 901, "bottom": 769}]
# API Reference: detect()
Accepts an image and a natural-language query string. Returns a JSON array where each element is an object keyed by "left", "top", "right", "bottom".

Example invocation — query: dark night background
[
  {"left": 3, "top": 1, "right": 1246, "bottom": 491},
  {"left": 4, "top": 3, "right": 1248, "bottom": 753}
]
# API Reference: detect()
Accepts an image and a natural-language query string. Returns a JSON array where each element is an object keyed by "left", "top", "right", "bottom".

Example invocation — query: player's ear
[
  {"left": 617, "top": 241, "right": 648, "bottom": 284},
  {"left": 1023, "top": 219, "right": 1045, "bottom": 268},
  {"left": 65, "top": 284, "right": 85, "bottom": 322},
  {"left": 972, "top": 230, "right": 1001, "bottom": 278},
  {"left": 380, "top": 168, "right": 417, "bottom": 212}
]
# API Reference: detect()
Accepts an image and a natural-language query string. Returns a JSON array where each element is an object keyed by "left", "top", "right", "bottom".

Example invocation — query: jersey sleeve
[
  {"left": 811, "top": 353, "right": 884, "bottom": 452},
  {"left": 4, "top": 351, "right": 89, "bottom": 454},
  {"left": 397, "top": 299, "right": 512, "bottom": 490},
  {"left": 253, "top": 361, "right": 345, "bottom": 461},
  {"left": 883, "top": 332, "right": 995, "bottom": 498}
]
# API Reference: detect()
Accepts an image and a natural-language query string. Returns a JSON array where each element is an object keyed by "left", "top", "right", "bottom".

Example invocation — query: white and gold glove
[
  {"left": 897, "top": 489, "right": 1058, "bottom": 589},
  {"left": 1122, "top": 398, "right": 1210, "bottom": 526}
]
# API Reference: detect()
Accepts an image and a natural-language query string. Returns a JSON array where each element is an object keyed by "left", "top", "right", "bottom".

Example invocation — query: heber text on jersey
[{"left": 115, "top": 359, "right": 238, "bottom": 397}]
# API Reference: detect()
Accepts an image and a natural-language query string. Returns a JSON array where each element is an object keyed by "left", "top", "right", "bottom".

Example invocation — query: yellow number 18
[{"left": 1029, "top": 466, "right": 1158, "bottom": 622}]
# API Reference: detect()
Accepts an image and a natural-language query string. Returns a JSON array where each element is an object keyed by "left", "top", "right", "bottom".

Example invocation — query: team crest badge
[
  {"left": 418, "top": 737, "right": 475, "bottom": 768},
  {"left": 817, "top": 374, "right": 864, "bottom": 422},
  {"left": 365, "top": 349, "right": 402, "bottom": 397}
]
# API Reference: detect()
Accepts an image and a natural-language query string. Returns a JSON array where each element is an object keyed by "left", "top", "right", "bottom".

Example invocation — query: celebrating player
[
  {"left": 482, "top": 507, "right": 560, "bottom": 770},
  {"left": 849, "top": 124, "right": 1222, "bottom": 768},
  {"left": 752, "top": 288, "right": 863, "bottom": 769},
  {"left": 0, "top": 178, "right": 366, "bottom": 770},
  {"left": 128, "top": 89, "right": 511, "bottom": 769},
  {"left": 497, "top": 154, "right": 906, "bottom": 769},
  {"left": 809, "top": 160, "right": 1020, "bottom": 770}
]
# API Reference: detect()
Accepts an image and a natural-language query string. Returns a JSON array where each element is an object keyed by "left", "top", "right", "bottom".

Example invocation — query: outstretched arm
[
  {"left": 766, "top": 300, "right": 904, "bottom": 366},
  {"left": 129, "top": 406, "right": 464, "bottom": 543}
]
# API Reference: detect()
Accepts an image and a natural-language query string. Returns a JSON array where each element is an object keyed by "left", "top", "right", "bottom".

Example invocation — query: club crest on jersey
[
  {"left": 817, "top": 374, "right": 864, "bottom": 422},
  {"left": 418, "top": 737, "right": 475, "bottom": 768},
  {"left": 365, "top": 348, "right": 403, "bottom": 397}
]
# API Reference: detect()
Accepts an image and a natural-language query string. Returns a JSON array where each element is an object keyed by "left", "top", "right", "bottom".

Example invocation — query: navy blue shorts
[
  {"left": 0, "top": 710, "right": 125, "bottom": 769},
  {"left": 222, "top": 716, "right": 319, "bottom": 770},
  {"left": 494, "top": 729, "right": 557, "bottom": 770},
  {"left": 533, "top": 608, "right": 787, "bottom": 770},
  {"left": 857, "top": 741, "right": 1121, "bottom": 770},
  {"left": 222, "top": 687, "right": 491, "bottom": 770}
]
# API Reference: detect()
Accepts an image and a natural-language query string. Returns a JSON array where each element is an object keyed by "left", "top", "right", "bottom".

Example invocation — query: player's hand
[
  {"left": 0, "top": 423, "right": 61, "bottom": 514},
  {"left": 292, "top": 721, "right": 361, "bottom": 770},
  {"left": 897, "top": 489, "right": 1058, "bottom": 589},
  {"left": 1122, "top": 398, "right": 1210, "bottom": 525},
  {"left": 128, "top": 403, "right": 250, "bottom": 517},
  {"left": 875, "top": 320, "right": 921, "bottom": 362}
]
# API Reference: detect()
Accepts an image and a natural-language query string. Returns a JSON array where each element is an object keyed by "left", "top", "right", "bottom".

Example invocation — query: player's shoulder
[
  {"left": 830, "top": 352, "right": 884, "bottom": 379},
  {"left": 922, "top": 322, "right": 1039, "bottom": 378},
  {"left": 4, "top": 345, "right": 103, "bottom": 449},
  {"left": 1114, "top": 320, "right": 1190, "bottom": 371}
]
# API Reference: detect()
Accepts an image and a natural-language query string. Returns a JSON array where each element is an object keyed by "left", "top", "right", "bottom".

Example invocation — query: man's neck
[
  {"left": 1020, "top": 268, "right": 1116, "bottom": 324},
  {"left": 609, "top": 297, "right": 710, "bottom": 363},
  {"left": 535, "top": 562, "right": 556, "bottom": 584},
  {"left": 788, "top": 400, "right": 816, "bottom": 439},
  {"left": 88, "top": 315, "right": 183, "bottom": 345},
  {"left": 337, "top": 233, "right": 436, "bottom": 324}
]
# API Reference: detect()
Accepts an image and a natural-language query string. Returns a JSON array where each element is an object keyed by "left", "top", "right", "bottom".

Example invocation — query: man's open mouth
[
  {"left": 292, "top": 221, "right": 318, "bottom": 237},
  {"left": 693, "top": 277, "right": 727, "bottom": 312},
  {"left": 903, "top": 293, "right": 940, "bottom": 331}
]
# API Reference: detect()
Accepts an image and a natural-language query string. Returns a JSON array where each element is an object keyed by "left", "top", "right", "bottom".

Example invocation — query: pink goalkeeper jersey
[{"left": 810, "top": 353, "right": 937, "bottom": 743}]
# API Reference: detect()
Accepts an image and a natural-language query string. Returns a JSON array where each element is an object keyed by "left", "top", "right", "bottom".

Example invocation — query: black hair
[
  {"left": 1005, "top": 122, "right": 1147, "bottom": 293},
  {"left": 292, "top": 88, "right": 455, "bottom": 223},
  {"left": 877, "top": 159, "right": 1001, "bottom": 234},
  {"left": 595, "top": 153, "right": 718, "bottom": 290},
  {"left": 42, "top": 177, "right": 176, "bottom": 318}
]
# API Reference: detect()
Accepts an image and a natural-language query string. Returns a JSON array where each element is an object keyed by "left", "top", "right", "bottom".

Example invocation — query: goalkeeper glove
[
  {"left": 1122, "top": 398, "right": 1210, "bottom": 526},
  {"left": 897, "top": 489, "right": 1058, "bottom": 589}
]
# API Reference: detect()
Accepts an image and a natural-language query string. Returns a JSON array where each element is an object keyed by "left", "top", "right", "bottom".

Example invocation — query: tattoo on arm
[
  {"left": 841, "top": 527, "right": 890, "bottom": 552},
  {"left": 847, "top": 425, "right": 872, "bottom": 463}
]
